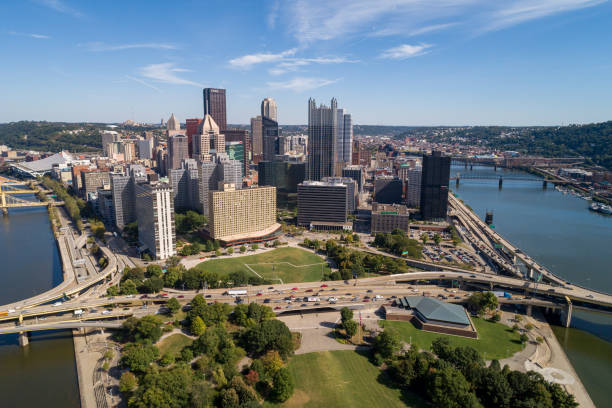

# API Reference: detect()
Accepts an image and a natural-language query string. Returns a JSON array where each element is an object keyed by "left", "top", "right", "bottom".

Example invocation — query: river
[
  {"left": 451, "top": 164, "right": 612, "bottom": 408},
  {"left": 0, "top": 205, "right": 80, "bottom": 407}
]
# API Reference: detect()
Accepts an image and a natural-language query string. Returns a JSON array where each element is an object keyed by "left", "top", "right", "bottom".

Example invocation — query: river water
[
  {"left": 0, "top": 205, "right": 80, "bottom": 407},
  {"left": 451, "top": 164, "right": 612, "bottom": 408}
]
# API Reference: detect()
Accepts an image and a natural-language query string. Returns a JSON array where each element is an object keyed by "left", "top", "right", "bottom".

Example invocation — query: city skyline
[{"left": 1, "top": 1, "right": 612, "bottom": 126}]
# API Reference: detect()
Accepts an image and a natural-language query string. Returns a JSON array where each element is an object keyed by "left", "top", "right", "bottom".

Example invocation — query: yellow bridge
[{"left": 0, "top": 176, "right": 53, "bottom": 215}]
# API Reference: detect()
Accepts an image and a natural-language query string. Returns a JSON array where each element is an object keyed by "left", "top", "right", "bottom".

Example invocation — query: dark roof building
[{"left": 406, "top": 296, "right": 470, "bottom": 328}]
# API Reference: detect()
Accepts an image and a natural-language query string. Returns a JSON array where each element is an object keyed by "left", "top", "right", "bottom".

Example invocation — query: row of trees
[
  {"left": 378, "top": 335, "right": 578, "bottom": 408},
  {"left": 41, "top": 176, "right": 85, "bottom": 230},
  {"left": 373, "top": 229, "right": 423, "bottom": 258}
]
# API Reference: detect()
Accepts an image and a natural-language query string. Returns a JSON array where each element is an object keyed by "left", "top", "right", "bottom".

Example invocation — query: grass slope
[
  {"left": 381, "top": 317, "right": 523, "bottom": 360},
  {"left": 267, "top": 350, "right": 427, "bottom": 408},
  {"left": 195, "top": 247, "right": 330, "bottom": 283},
  {"left": 157, "top": 333, "right": 193, "bottom": 357}
]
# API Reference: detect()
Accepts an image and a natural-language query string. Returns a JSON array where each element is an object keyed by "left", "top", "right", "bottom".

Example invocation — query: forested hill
[
  {"left": 0, "top": 121, "right": 104, "bottom": 152},
  {"left": 434, "top": 121, "right": 612, "bottom": 170}
]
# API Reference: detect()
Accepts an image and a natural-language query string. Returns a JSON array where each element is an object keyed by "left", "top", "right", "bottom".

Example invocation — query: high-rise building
[
  {"left": 261, "top": 97, "right": 278, "bottom": 122},
  {"left": 374, "top": 177, "right": 403, "bottom": 204},
  {"left": 111, "top": 166, "right": 147, "bottom": 230},
  {"left": 335, "top": 109, "right": 353, "bottom": 167},
  {"left": 198, "top": 161, "right": 218, "bottom": 216},
  {"left": 206, "top": 184, "right": 279, "bottom": 246},
  {"left": 203, "top": 88, "right": 227, "bottom": 131},
  {"left": 225, "top": 141, "right": 245, "bottom": 177},
  {"left": 258, "top": 160, "right": 306, "bottom": 209},
  {"left": 167, "top": 135, "right": 189, "bottom": 171},
  {"left": 167, "top": 113, "right": 180, "bottom": 131},
  {"left": 82, "top": 171, "right": 110, "bottom": 199},
  {"left": 250, "top": 116, "right": 263, "bottom": 163},
  {"left": 262, "top": 116, "right": 279, "bottom": 161},
  {"left": 101, "top": 130, "right": 121, "bottom": 157},
  {"left": 71, "top": 164, "right": 90, "bottom": 194},
  {"left": 185, "top": 118, "right": 203, "bottom": 158},
  {"left": 168, "top": 159, "right": 199, "bottom": 211},
  {"left": 420, "top": 151, "right": 450, "bottom": 220},
  {"left": 135, "top": 182, "right": 176, "bottom": 260},
  {"left": 218, "top": 155, "right": 242, "bottom": 188},
  {"left": 342, "top": 165, "right": 365, "bottom": 193},
  {"left": 122, "top": 141, "right": 136, "bottom": 162},
  {"left": 307, "top": 98, "right": 337, "bottom": 181},
  {"left": 402, "top": 165, "right": 422, "bottom": 208},
  {"left": 194, "top": 114, "right": 225, "bottom": 161},
  {"left": 322, "top": 177, "right": 357, "bottom": 213},
  {"left": 224, "top": 129, "right": 250, "bottom": 175},
  {"left": 297, "top": 180, "right": 350, "bottom": 228},
  {"left": 137, "top": 139, "right": 154, "bottom": 160}
]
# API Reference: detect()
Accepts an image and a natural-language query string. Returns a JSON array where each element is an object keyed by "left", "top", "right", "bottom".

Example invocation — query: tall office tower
[
  {"left": 185, "top": 118, "right": 203, "bottom": 158},
  {"left": 342, "top": 165, "right": 365, "bottom": 193},
  {"left": 203, "top": 88, "right": 227, "bottom": 131},
  {"left": 403, "top": 165, "right": 422, "bottom": 208},
  {"left": 82, "top": 171, "right": 110, "bottom": 200},
  {"left": 225, "top": 141, "right": 245, "bottom": 176},
  {"left": 101, "top": 130, "right": 121, "bottom": 157},
  {"left": 122, "top": 141, "right": 136, "bottom": 162},
  {"left": 194, "top": 114, "right": 225, "bottom": 161},
  {"left": 218, "top": 155, "right": 243, "bottom": 188},
  {"left": 297, "top": 180, "right": 350, "bottom": 229},
  {"left": 111, "top": 174, "right": 134, "bottom": 230},
  {"left": 420, "top": 151, "right": 451, "bottom": 220},
  {"left": 168, "top": 159, "right": 199, "bottom": 211},
  {"left": 335, "top": 109, "right": 353, "bottom": 167},
  {"left": 224, "top": 129, "right": 250, "bottom": 175},
  {"left": 374, "top": 176, "right": 403, "bottom": 204},
  {"left": 135, "top": 182, "right": 176, "bottom": 260},
  {"left": 137, "top": 139, "right": 154, "bottom": 160},
  {"left": 206, "top": 184, "right": 278, "bottom": 246},
  {"left": 167, "top": 113, "right": 180, "bottom": 131},
  {"left": 198, "top": 161, "right": 218, "bottom": 216},
  {"left": 97, "top": 189, "right": 115, "bottom": 226},
  {"left": 258, "top": 161, "right": 306, "bottom": 193},
  {"left": 307, "top": 98, "right": 338, "bottom": 181},
  {"left": 167, "top": 135, "right": 189, "bottom": 171},
  {"left": 250, "top": 116, "right": 263, "bottom": 163},
  {"left": 156, "top": 149, "right": 167, "bottom": 177},
  {"left": 262, "top": 116, "right": 279, "bottom": 161},
  {"left": 322, "top": 177, "right": 357, "bottom": 213},
  {"left": 261, "top": 97, "right": 278, "bottom": 122}
]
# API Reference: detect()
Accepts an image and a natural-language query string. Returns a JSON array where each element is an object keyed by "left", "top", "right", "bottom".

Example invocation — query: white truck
[
  {"left": 307, "top": 297, "right": 320, "bottom": 302},
  {"left": 226, "top": 289, "right": 247, "bottom": 297},
  {"left": 73, "top": 309, "right": 84, "bottom": 316}
]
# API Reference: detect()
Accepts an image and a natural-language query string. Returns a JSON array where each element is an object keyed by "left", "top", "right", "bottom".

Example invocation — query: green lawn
[
  {"left": 195, "top": 247, "right": 330, "bottom": 284},
  {"left": 157, "top": 333, "right": 193, "bottom": 357},
  {"left": 381, "top": 317, "right": 523, "bottom": 360},
  {"left": 266, "top": 350, "right": 427, "bottom": 408}
]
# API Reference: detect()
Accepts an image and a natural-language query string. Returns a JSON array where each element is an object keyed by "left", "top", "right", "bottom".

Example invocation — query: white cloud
[
  {"left": 229, "top": 48, "right": 298, "bottom": 69},
  {"left": 139, "top": 63, "right": 203, "bottom": 87},
  {"left": 38, "top": 0, "right": 84, "bottom": 18},
  {"left": 8, "top": 31, "right": 51, "bottom": 39},
  {"left": 282, "top": 0, "right": 605, "bottom": 42},
  {"left": 380, "top": 44, "right": 432, "bottom": 59},
  {"left": 81, "top": 42, "right": 178, "bottom": 52},
  {"left": 267, "top": 77, "right": 341, "bottom": 92},
  {"left": 125, "top": 75, "right": 161, "bottom": 93}
]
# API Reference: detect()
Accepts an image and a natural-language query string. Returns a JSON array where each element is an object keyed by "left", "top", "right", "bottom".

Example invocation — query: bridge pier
[
  {"left": 543, "top": 180, "right": 548, "bottom": 190},
  {"left": 489, "top": 282, "right": 493, "bottom": 290},
  {"left": 498, "top": 177, "right": 503, "bottom": 189},
  {"left": 562, "top": 298, "right": 573, "bottom": 328},
  {"left": 526, "top": 304, "right": 532, "bottom": 317},
  {"left": 18, "top": 331, "right": 29, "bottom": 347}
]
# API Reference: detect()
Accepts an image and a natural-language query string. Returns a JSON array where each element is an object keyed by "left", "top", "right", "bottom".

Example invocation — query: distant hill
[{"left": 0, "top": 121, "right": 104, "bottom": 152}]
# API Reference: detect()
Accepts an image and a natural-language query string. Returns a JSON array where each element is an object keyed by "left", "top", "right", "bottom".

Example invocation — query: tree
[
  {"left": 426, "top": 365, "right": 482, "bottom": 408},
  {"left": 220, "top": 388, "right": 239, "bottom": 408},
  {"left": 119, "top": 371, "right": 138, "bottom": 395},
  {"left": 146, "top": 264, "right": 163, "bottom": 278},
  {"left": 273, "top": 239, "right": 281, "bottom": 247},
  {"left": 525, "top": 323, "right": 534, "bottom": 331},
  {"left": 519, "top": 333, "right": 529, "bottom": 344},
  {"left": 159, "top": 352, "right": 175, "bottom": 367},
  {"left": 373, "top": 328, "right": 401, "bottom": 360},
  {"left": 227, "top": 247, "right": 234, "bottom": 255},
  {"left": 190, "top": 380, "right": 214, "bottom": 408},
  {"left": 515, "top": 314, "right": 523, "bottom": 323},
  {"left": 166, "top": 297, "right": 180, "bottom": 314},
  {"left": 420, "top": 233, "right": 429, "bottom": 244},
  {"left": 120, "top": 279, "right": 138, "bottom": 295},
  {"left": 536, "top": 336, "right": 544, "bottom": 344},
  {"left": 121, "top": 315, "right": 163, "bottom": 343},
  {"left": 191, "top": 315, "right": 207, "bottom": 336},
  {"left": 340, "top": 307, "right": 353, "bottom": 324},
  {"left": 215, "top": 249, "right": 222, "bottom": 257},
  {"left": 164, "top": 266, "right": 182, "bottom": 287},
  {"left": 120, "top": 343, "right": 159, "bottom": 373},
  {"left": 270, "top": 367, "right": 294, "bottom": 402},
  {"left": 475, "top": 367, "right": 512, "bottom": 408},
  {"left": 142, "top": 276, "right": 164, "bottom": 293},
  {"left": 512, "top": 323, "right": 520, "bottom": 332},
  {"left": 242, "top": 319, "right": 294, "bottom": 358},
  {"left": 343, "top": 319, "right": 358, "bottom": 338},
  {"left": 252, "top": 244, "right": 259, "bottom": 250},
  {"left": 433, "top": 233, "right": 442, "bottom": 245},
  {"left": 240, "top": 245, "right": 247, "bottom": 253}
]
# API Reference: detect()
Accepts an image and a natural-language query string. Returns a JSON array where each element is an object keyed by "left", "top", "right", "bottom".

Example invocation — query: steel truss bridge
[
  {"left": 450, "top": 173, "right": 544, "bottom": 182},
  {"left": 0, "top": 177, "right": 59, "bottom": 214}
]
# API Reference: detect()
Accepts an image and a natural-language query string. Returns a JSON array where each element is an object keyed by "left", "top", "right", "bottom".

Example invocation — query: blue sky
[{"left": 1, "top": 0, "right": 611, "bottom": 126}]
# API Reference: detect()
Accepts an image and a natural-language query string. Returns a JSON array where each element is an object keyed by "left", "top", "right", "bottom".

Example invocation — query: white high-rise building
[
  {"left": 261, "top": 97, "right": 278, "bottom": 122},
  {"left": 167, "top": 113, "right": 180, "bottom": 131},
  {"left": 135, "top": 182, "right": 176, "bottom": 260}
]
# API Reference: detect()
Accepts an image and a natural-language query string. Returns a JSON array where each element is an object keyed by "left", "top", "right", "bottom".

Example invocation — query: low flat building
[{"left": 371, "top": 203, "right": 410, "bottom": 234}]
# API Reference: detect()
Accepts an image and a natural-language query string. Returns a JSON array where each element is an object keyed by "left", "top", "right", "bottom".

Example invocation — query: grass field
[
  {"left": 266, "top": 350, "right": 427, "bottom": 408},
  {"left": 157, "top": 333, "right": 193, "bottom": 357},
  {"left": 381, "top": 317, "right": 523, "bottom": 360},
  {"left": 195, "top": 247, "right": 330, "bottom": 283}
]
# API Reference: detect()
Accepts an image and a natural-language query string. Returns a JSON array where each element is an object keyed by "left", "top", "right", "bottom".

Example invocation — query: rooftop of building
[{"left": 406, "top": 296, "right": 470, "bottom": 325}]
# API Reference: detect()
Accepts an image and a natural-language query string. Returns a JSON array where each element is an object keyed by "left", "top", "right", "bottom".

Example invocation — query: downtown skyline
[{"left": 1, "top": 0, "right": 612, "bottom": 126}]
